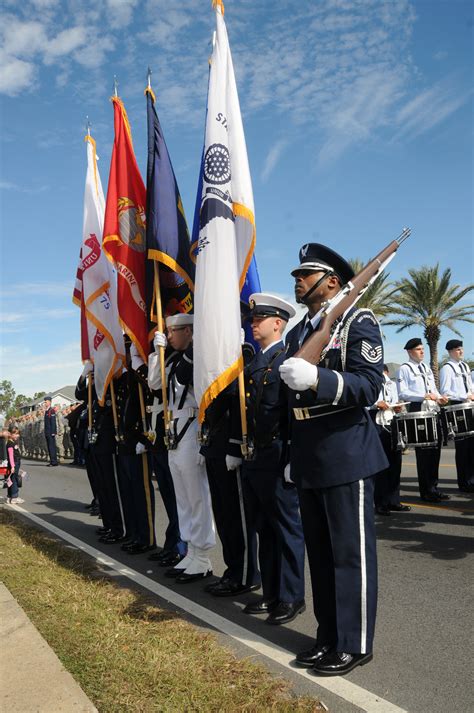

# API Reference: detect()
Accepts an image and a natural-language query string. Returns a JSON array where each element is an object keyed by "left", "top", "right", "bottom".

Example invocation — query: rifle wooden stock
[{"left": 295, "top": 238, "right": 400, "bottom": 365}]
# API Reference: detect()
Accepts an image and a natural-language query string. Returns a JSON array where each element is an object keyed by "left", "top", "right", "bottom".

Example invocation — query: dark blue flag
[{"left": 145, "top": 87, "right": 194, "bottom": 329}]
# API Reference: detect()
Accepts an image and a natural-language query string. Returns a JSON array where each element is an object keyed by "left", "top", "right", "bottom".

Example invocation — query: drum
[
  {"left": 395, "top": 411, "right": 439, "bottom": 448},
  {"left": 443, "top": 403, "right": 474, "bottom": 439}
]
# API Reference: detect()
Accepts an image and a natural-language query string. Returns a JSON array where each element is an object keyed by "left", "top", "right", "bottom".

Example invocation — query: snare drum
[
  {"left": 443, "top": 402, "right": 474, "bottom": 439},
  {"left": 395, "top": 411, "right": 439, "bottom": 448}
]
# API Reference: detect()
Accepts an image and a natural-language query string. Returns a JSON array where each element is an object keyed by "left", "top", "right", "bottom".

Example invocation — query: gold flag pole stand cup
[
  {"left": 109, "top": 380, "right": 122, "bottom": 444},
  {"left": 153, "top": 261, "right": 171, "bottom": 447},
  {"left": 238, "top": 368, "right": 253, "bottom": 460}
]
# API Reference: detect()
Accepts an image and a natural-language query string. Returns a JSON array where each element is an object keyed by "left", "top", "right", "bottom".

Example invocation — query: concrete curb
[{"left": 0, "top": 582, "right": 98, "bottom": 712}]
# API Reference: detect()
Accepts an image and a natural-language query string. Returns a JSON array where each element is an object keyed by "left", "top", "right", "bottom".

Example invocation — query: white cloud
[
  {"left": 43, "top": 26, "right": 88, "bottom": 65},
  {"left": 0, "top": 180, "right": 49, "bottom": 193},
  {"left": 107, "top": 0, "right": 139, "bottom": 30},
  {"left": 0, "top": 53, "right": 37, "bottom": 96},
  {"left": 261, "top": 139, "right": 288, "bottom": 182}
]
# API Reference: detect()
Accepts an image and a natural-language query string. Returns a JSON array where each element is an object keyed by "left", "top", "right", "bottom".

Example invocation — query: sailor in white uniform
[{"left": 148, "top": 313, "right": 215, "bottom": 582}]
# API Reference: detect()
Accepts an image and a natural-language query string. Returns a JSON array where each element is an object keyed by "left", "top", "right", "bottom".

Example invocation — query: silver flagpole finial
[
  {"left": 147, "top": 67, "right": 152, "bottom": 89},
  {"left": 113, "top": 75, "right": 118, "bottom": 97},
  {"left": 85, "top": 116, "right": 91, "bottom": 136}
]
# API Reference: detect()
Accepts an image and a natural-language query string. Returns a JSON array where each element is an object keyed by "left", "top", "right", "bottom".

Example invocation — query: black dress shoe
[
  {"left": 148, "top": 550, "right": 168, "bottom": 561},
  {"left": 388, "top": 504, "right": 411, "bottom": 512},
  {"left": 159, "top": 553, "right": 185, "bottom": 568},
  {"left": 164, "top": 567, "right": 186, "bottom": 578},
  {"left": 211, "top": 581, "right": 261, "bottom": 598},
  {"left": 375, "top": 505, "right": 391, "bottom": 516},
  {"left": 312, "top": 651, "right": 373, "bottom": 676},
  {"left": 121, "top": 540, "right": 138, "bottom": 551},
  {"left": 100, "top": 534, "right": 127, "bottom": 544},
  {"left": 266, "top": 600, "right": 306, "bottom": 625},
  {"left": 175, "top": 570, "right": 213, "bottom": 583},
  {"left": 125, "top": 543, "right": 156, "bottom": 555},
  {"left": 295, "top": 643, "right": 333, "bottom": 668},
  {"left": 96, "top": 527, "right": 110, "bottom": 536},
  {"left": 243, "top": 598, "right": 278, "bottom": 615},
  {"left": 421, "top": 493, "right": 441, "bottom": 503},
  {"left": 204, "top": 576, "right": 229, "bottom": 593},
  {"left": 433, "top": 490, "right": 450, "bottom": 500}
]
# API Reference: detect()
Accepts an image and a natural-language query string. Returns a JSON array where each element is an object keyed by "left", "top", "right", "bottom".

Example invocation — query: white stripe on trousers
[
  {"left": 235, "top": 467, "right": 249, "bottom": 585},
  {"left": 358, "top": 478, "right": 367, "bottom": 654}
]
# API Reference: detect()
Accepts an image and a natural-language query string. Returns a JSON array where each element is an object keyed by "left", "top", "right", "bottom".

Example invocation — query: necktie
[{"left": 302, "top": 321, "right": 314, "bottom": 344}]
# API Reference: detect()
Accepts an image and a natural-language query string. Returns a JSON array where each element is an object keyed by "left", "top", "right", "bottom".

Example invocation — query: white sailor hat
[
  {"left": 165, "top": 313, "right": 194, "bottom": 328},
  {"left": 248, "top": 293, "right": 296, "bottom": 321}
]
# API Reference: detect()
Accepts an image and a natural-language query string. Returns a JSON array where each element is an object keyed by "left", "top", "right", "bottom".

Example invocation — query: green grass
[{"left": 0, "top": 510, "right": 324, "bottom": 712}]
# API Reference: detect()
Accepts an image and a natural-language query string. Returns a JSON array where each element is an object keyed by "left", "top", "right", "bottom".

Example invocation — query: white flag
[
  {"left": 74, "top": 135, "right": 125, "bottom": 404},
  {"left": 194, "top": 3, "right": 256, "bottom": 422}
]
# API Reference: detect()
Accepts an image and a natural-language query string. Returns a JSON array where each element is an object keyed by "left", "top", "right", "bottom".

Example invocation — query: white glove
[
  {"left": 240, "top": 328, "right": 246, "bottom": 345},
  {"left": 225, "top": 455, "right": 242, "bottom": 471},
  {"left": 283, "top": 463, "right": 293, "bottom": 483},
  {"left": 279, "top": 358, "right": 318, "bottom": 391},
  {"left": 81, "top": 361, "right": 93, "bottom": 378},
  {"left": 153, "top": 331, "right": 167, "bottom": 351},
  {"left": 130, "top": 343, "right": 145, "bottom": 371},
  {"left": 136, "top": 442, "right": 147, "bottom": 455},
  {"left": 197, "top": 453, "right": 206, "bottom": 467}
]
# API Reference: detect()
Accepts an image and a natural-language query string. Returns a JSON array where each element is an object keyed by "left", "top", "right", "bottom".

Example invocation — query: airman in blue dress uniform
[
  {"left": 229, "top": 293, "right": 306, "bottom": 625},
  {"left": 280, "top": 243, "right": 387, "bottom": 676}
]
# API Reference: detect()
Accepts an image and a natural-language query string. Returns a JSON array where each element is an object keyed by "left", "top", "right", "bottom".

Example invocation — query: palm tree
[
  {"left": 385, "top": 264, "right": 474, "bottom": 384},
  {"left": 349, "top": 258, "right": 396, "bottom": 322}
]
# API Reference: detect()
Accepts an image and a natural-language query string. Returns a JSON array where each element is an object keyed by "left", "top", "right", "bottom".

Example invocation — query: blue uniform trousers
[
  {"left": 45, "top": 434, "right": 58, "bottom": 465},
  {"left": 299, "top": 476, "right": 377, "bottom": 654},
  {"left": 90, "top": 451, "right": 124, "bottom": 536},
  {"left": 117, "top": 452, "right": 156, "bottom": 546},
  {"left": 454, "top": 436, "right": 474, "bottom": 489},
  {"left": 242, "top": 466, "right": 305, "bottom": 603},
  {"left": 374, "top": 427, "right": 403, "bottom": 508},
  {"left": 206, "top": 456, "right": 260, "bottom": 586},
  {"left": 150, "top": 452, "right": 185, "bottom": 555}
]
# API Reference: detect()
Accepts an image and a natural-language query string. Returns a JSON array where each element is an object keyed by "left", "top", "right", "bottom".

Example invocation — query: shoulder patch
[{"left": 361, "top": 340, "right": 383, "bottom": 363}]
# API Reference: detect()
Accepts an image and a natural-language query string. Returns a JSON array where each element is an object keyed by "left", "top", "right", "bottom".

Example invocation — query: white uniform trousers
[{"left": 168, "top": 424, "right": 216, "bottom": 551}]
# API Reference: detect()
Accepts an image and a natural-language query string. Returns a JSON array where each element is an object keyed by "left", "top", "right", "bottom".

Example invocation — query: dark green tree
[
  {"left": 0, "top": 380, "right": 15, "bottom": 416},
  {"left": 348, "top": 258, "right": 396, "bottom": 322},
  {"left": 385, "top": 265, "right": 474, "bottom": 384}
]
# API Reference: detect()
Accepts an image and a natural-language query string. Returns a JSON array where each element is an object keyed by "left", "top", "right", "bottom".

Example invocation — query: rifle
[{"left": 295, "top": 228, "right": 411, "bottom": 364}]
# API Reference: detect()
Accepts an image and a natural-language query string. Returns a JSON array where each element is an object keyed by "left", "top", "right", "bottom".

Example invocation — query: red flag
[{"left": 103, "top": 97, "right": 148, "bottom": 361}]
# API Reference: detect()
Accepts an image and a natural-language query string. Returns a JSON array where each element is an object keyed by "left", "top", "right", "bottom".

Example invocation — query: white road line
[{"left": 12, "top": 506, "right": 408, "bottom": 713}]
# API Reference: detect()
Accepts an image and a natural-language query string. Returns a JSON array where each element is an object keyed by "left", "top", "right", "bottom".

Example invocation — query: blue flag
[{"left": 145, "top": 87, "right": 194, "bottom": 327}]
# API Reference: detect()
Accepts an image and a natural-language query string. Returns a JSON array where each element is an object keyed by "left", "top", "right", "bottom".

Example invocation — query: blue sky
[{"left": 1, "top": 0, "right": 473, "bottom": 397}]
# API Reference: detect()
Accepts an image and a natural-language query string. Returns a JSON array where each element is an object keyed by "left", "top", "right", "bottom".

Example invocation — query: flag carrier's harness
[{"left": 164, "top": 365, "right": 196, "bottom": 451}]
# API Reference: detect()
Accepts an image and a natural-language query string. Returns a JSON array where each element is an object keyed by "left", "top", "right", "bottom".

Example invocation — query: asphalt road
[{"left": 5, "top": 449, "right": 474, "bottom": 713}]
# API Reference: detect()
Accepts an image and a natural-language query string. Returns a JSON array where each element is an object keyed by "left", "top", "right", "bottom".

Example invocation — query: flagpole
[
  {"left": 109, "top": 380, "right": 121, "bottom": 442},
  {"left": 87, "top": 373, "right": 93, "bottom": 432},
  {"left": 238, "top": 369, "right": 251, "bottom": 458},
  {"left": 153, "top": 262, "right": 170, "bottom": 434},
  {"left": 146, "top": 67, "right": 170, "bottom": 438}
]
